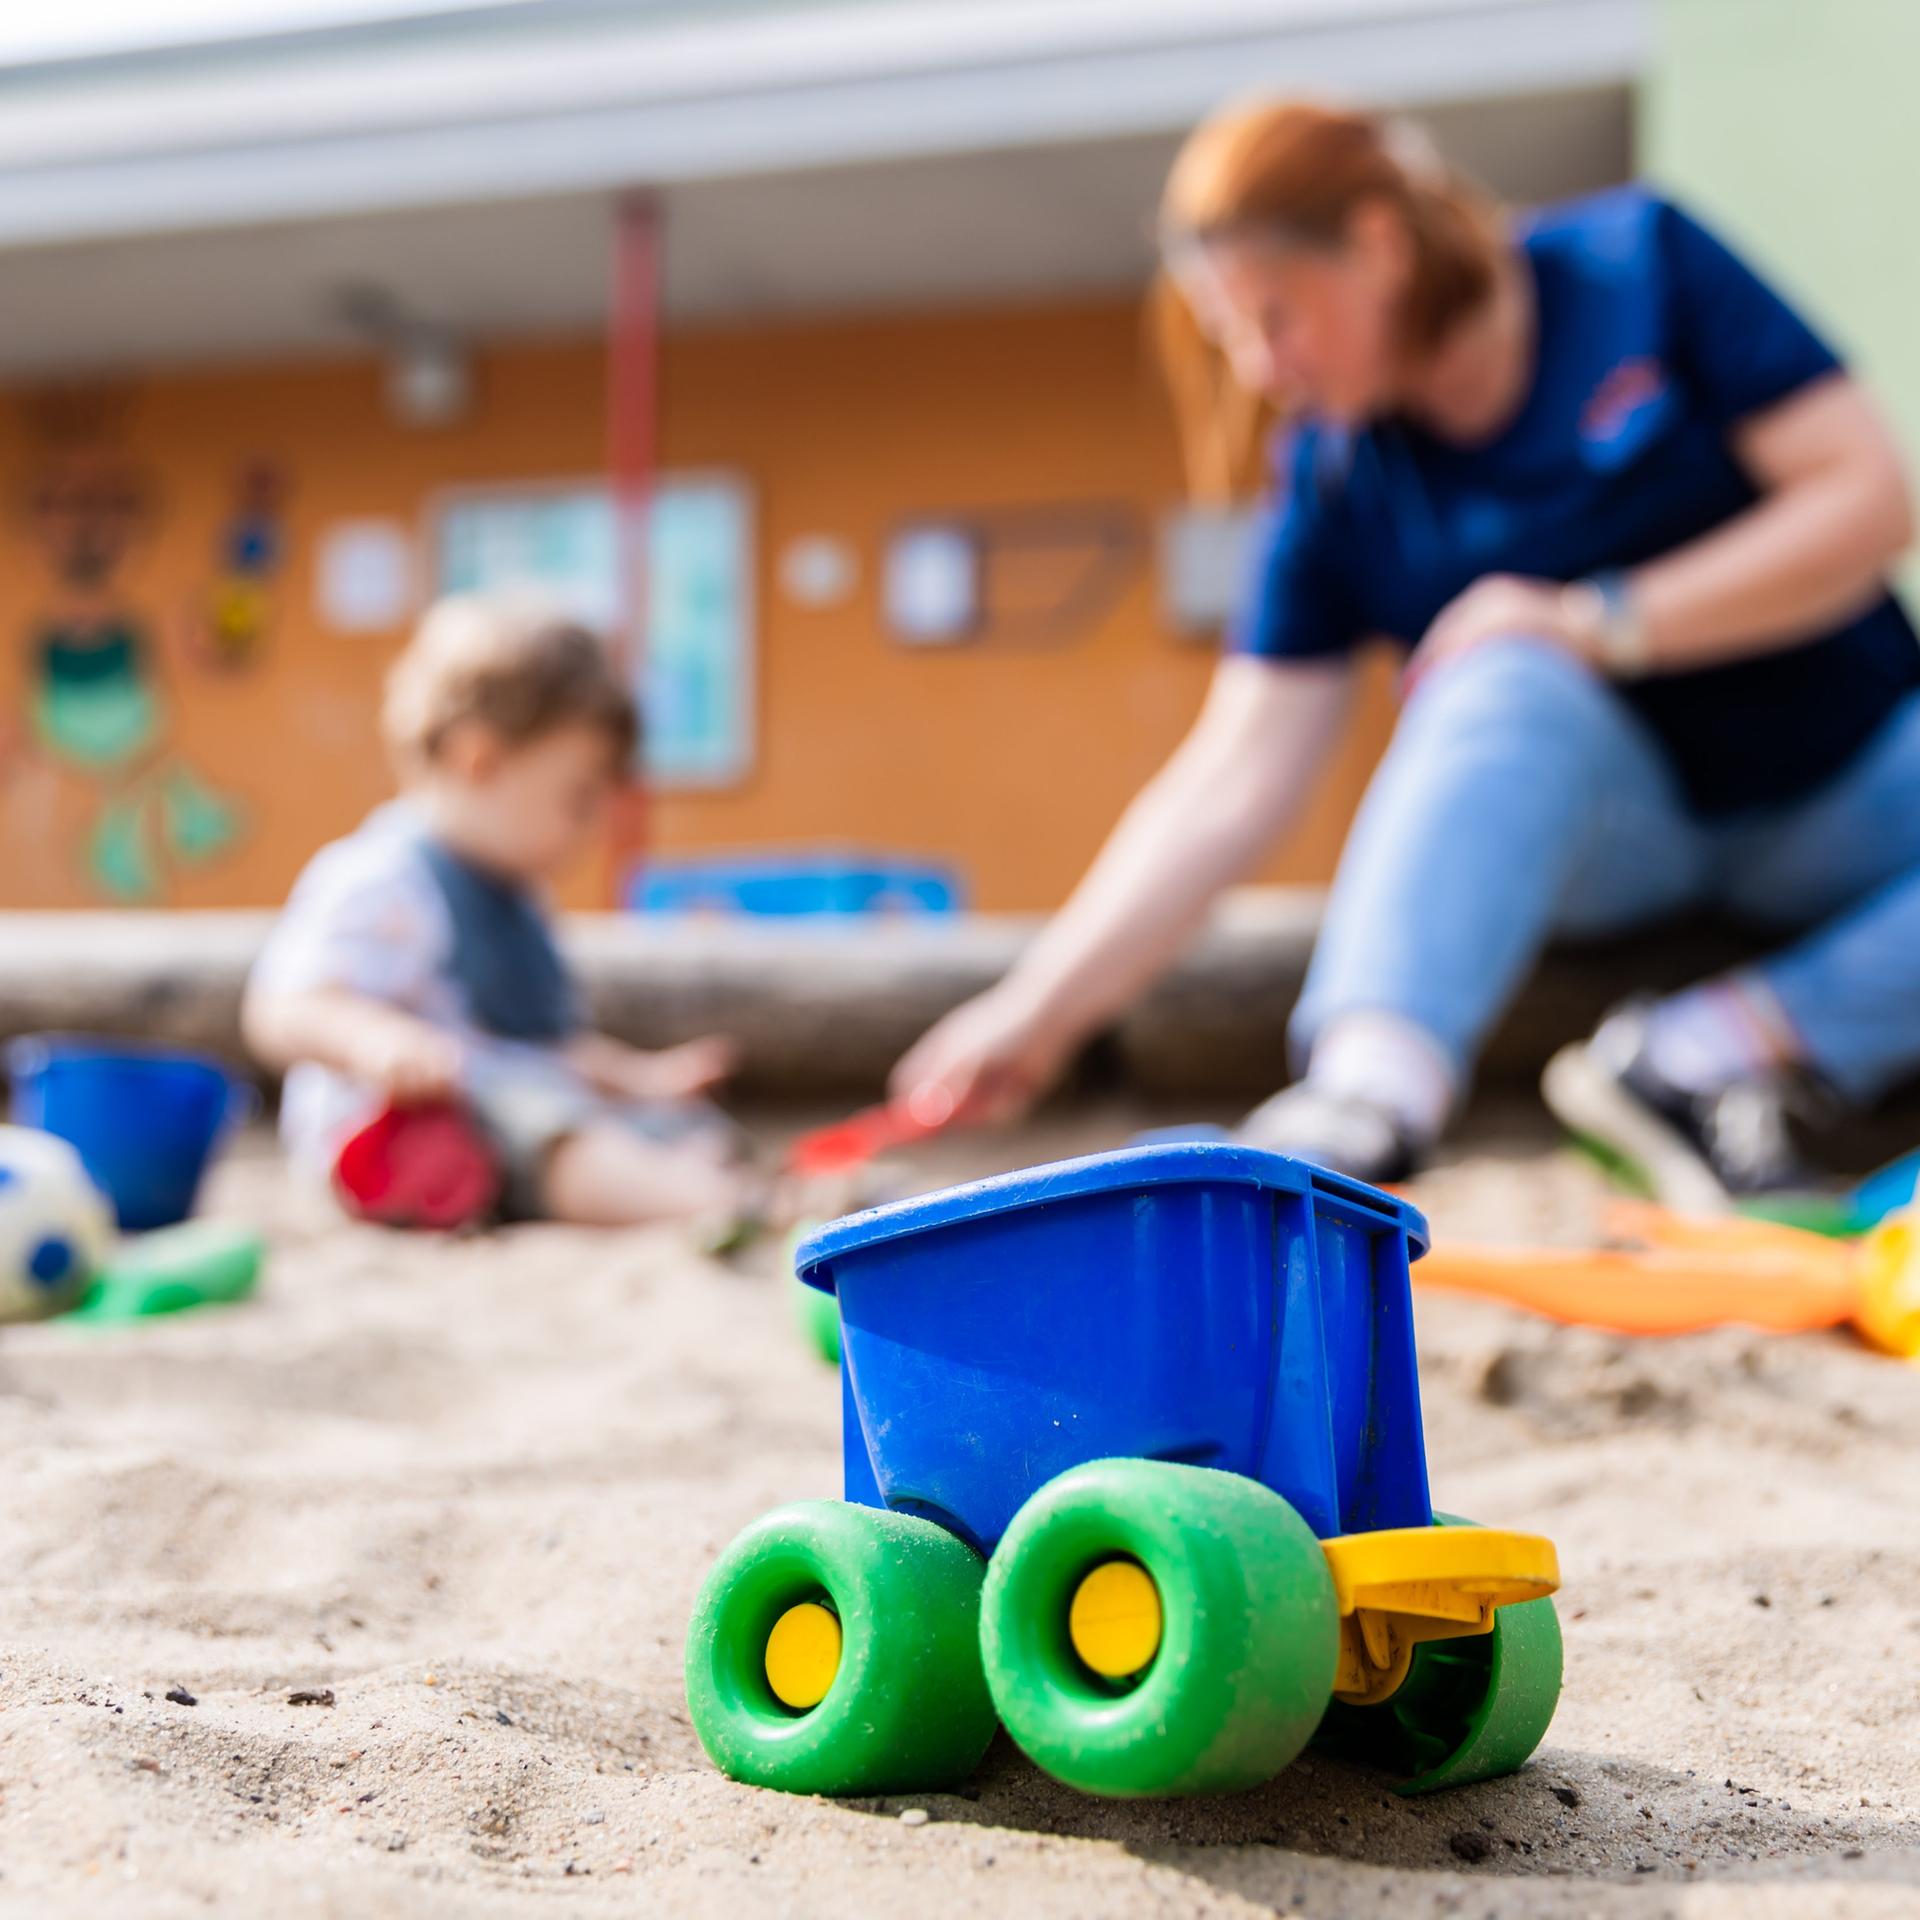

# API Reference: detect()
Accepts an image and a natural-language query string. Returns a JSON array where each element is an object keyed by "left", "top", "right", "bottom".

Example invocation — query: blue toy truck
[{"left": 685, "top": 1142, "right": 1562, "bottom": 1799}]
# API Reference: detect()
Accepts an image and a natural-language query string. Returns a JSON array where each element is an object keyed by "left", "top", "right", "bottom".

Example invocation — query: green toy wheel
[
  {"left": 1314, "top": 1514, "right": 1563, "bottom": 1794},
  {"left": 789, "top": 1271, "right": 841, "bottom": 1367},
  {"left": 684, "top": 1499, "right": 996, "bottom": 1795},
  {"left": 783, "top": 1222, "right": 840, "bottom": 1367},
  {"left": 979, "top": 1458, "right": 1339, "bottom": 1797}
]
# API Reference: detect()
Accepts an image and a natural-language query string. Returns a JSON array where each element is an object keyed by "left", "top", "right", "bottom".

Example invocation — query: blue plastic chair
[{"left": 630, "top": 852, "right": 964, "bottom": 917}]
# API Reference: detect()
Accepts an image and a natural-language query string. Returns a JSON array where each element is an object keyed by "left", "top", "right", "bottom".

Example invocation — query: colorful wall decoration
[
  {"left": 196, "top": 460, "right": 288, "bottom": 672},
  {"left": 0, "top": 300, "right": 1401, "bottom": 912},
  {"left": 12, "top": 391, "right": 244, "bottom": 901}
]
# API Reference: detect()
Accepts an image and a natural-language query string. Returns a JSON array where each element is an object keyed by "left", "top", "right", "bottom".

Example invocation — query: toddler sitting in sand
[{"left": 244, "top": 592, "right": 747, "bottom": 1230}]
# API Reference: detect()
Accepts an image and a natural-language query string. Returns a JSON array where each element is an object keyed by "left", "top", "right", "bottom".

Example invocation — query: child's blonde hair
[{"left": 383, "top": 592, "right": 639, "bottom": 770}]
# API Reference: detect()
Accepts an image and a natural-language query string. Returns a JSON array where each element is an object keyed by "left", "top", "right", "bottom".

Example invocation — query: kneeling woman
[{"left": 895, "top": 101, "right": 1920, "bottom": 1206}]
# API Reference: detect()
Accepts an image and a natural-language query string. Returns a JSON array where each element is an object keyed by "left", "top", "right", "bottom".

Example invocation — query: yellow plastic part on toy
[
  {"left": 1069, "top": 1559, "right": 1163, "bottom": 1679},
  {"left": 764, "top": 1601, "right": 843, "bottom": 1710},
  {"left": 1854, "top": 1209, "right": 1920, "bottom": 1362},
  {"left": 1322, "top": 1527, "right": 1559, "bottom": 1706}
]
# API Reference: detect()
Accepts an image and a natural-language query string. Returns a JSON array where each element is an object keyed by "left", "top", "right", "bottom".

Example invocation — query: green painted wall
[{"left": 1647, "top": 0, "right": 1920, "bottom": 591}]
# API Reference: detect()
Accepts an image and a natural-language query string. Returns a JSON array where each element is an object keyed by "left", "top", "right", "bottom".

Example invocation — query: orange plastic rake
[
  {"left": 1415, "top": 1240, "right": 1857, "bottom": 1336},
  {"left": 1416, "top": 1200, "right": 1918, "bottom": 1354}
]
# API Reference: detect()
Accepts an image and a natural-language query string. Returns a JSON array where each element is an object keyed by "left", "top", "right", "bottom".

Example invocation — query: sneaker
[
  {"left": 1541, "top": 1004, "right": 1816, "bottom": 1212},
  {"left": 1236, "top": 1083, "right": 1423, "bottom": 1185}
]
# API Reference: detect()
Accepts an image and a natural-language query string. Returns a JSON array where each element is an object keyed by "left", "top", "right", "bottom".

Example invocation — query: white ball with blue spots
[{"left": 0, "top": 1126, "right": 115, "bottom": 1325}]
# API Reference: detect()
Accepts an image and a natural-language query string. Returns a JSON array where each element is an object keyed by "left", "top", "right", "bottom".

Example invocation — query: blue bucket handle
[
  {"left": 4, "top": 1036, "right": 49, "bottom": 1084},
  {"left": 224, "top": 1078, "right": 262, "bottom": 1133}
]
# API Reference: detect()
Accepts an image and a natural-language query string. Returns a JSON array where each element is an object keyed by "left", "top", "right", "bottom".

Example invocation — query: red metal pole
[{"left": 606, "top": 191, "right": 661, "bottom": 905}]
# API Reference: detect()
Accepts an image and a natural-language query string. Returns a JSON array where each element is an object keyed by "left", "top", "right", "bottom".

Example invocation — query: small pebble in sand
[
  {"left": 287, "top": 1689, "right": 335, "bottom": 1708},
  {"left": 164, "top": 1687, "right": 198, "bottom": 1708},
  {"left": 1448, "top": 1830, "right": 1493, "bottom": 1863},
  {"left": 899, "top": 1808, "right": 930, "bottom": 1827}
]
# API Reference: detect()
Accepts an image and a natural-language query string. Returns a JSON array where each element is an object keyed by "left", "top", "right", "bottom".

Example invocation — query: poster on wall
[
  {"left": 432, "top": 478, "right": 753, "bottom": 786},
  {"left": 315, "top": 517, "right": 416, "bottom": 634},
  {"left": 882, "top": 503, "right": 1143, "bottom": 650}
]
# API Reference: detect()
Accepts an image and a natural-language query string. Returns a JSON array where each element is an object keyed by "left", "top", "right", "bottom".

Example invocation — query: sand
[{"left": 1, "top": 1100, "right": 1917, "bottom": 1919}]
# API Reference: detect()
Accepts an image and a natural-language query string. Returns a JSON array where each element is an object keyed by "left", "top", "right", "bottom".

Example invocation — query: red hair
[{"left": 1155, "top": 100, "right": 1504, "bottom": 499}]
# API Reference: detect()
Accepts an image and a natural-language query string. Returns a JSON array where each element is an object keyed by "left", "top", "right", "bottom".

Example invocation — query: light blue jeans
[{"left": 1292, "top": 640, "right": 1920, "bottom": 1103}]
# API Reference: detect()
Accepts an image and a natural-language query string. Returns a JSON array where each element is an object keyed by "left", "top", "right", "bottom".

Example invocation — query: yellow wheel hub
[
  {"left": 764, "top": 1600, "right": 842, "bottom": 1710},
  {"left": 1068, "top": 1559, "right": 1163, "bottom": 1679}
]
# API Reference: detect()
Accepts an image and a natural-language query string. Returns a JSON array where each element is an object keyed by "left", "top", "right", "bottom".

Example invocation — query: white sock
[
  {"left": 1306, "top": 1010, "right": 1458, "bottom": 1145},
  {"left": 1641, "top": 977, "right": 1803, "bottom": 1095}
]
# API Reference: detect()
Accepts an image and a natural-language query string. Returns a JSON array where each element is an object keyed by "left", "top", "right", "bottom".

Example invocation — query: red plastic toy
[{"left": 332, "top": 1100, "right": 501, "bottom": 1230}]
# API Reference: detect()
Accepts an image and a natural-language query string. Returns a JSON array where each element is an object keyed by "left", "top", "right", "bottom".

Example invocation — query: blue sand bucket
[
  {"left": 798, "top": 1141, "right": 1433, "bottom": 1555},
  {"left": 6, "top": 1036, "right": 254, "bottom": 1231}
]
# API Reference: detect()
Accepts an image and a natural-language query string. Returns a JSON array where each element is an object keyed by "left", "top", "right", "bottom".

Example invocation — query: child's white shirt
[{"left": 250, "top": 800, "right": 465, "bottom": 1174}]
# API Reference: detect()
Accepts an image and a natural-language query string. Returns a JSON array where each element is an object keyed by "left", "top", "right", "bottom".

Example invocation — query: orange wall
[{"left": 0, "top": 298, "right": 1394, "bottom": 911}]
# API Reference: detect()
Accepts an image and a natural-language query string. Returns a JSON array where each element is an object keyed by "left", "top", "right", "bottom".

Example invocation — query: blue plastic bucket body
[
  {"left": 6, "top": 1037, "right": 245, "bottom": 1231},
  {"left": 797, "top": 1143, "right": 1434, "bottom": 1556}
]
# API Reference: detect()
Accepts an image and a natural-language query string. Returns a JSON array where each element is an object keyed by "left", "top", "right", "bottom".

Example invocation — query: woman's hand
[
  {"left": 1404, "top": 573, "right": 1594, "bottom": 696},
  {"left": 889, "top": 986, "right": 1078, "bottom": 1129},
  {"left": 888, "top": 657, "right": 1353, "bottom": 1131}
]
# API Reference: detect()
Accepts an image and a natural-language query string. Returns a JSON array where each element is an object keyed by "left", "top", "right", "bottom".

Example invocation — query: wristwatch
[{"left": 1561, "top": 571, "right": 1652, "bottom": 678}]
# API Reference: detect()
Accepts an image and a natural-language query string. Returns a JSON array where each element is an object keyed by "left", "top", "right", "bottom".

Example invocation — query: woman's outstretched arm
[{"left": 890, "top": 654, "right": 1354, "bottom": 1123}]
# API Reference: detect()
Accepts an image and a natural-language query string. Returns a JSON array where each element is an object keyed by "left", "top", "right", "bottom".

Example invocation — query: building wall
[
  {"left": 1646, "top": 0, "right": 1920, "bottom": 595},
  {"left": 0, "top": 297, "right": 1395, "bottom": 912}
]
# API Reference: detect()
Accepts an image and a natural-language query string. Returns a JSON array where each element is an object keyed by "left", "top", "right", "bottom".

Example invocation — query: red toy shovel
[{"left": 785, "top": 1092, "right": 955, "bottom": 1177}]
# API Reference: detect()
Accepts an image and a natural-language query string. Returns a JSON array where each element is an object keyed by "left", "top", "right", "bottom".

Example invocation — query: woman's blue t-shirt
[{"left": 1231, "top": 185, "right": 1920, "bottom": 815}]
